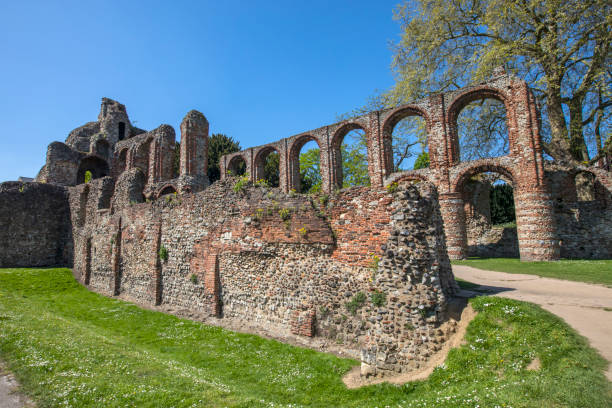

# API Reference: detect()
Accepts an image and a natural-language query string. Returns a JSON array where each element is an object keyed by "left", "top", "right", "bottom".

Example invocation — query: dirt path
[
  {"left": 0, "top": 362, "right": 33, "bottom": 408},
  {"left": 453, "top": 264, "right": 612, "bottom": 381}
]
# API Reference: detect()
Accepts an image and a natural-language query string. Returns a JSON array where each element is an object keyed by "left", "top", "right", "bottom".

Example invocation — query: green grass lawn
[
  {"left": 452, "top": 258, "right": 612, "bottom": 286},
  {"left": 0, "top": 268, "right": 610, "bottom": 407}
]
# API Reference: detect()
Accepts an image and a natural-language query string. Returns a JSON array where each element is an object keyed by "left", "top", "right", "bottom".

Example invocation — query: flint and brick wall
[
  {"left": 70, "top": 177, "right": 459, "bottom": 375},
  {"left": 0, "top": 182, "right": 72, "bottom": 267}
]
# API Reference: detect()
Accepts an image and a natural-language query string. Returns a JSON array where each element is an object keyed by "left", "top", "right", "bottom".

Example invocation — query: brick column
[
  {"left": 514, "top": 187, "right": 560, "bottom": 261},
  {"left": 203, "top": 252, "right": 221, "bottom": 317},
  {"left": 439, "top": 192, "right": 467, "bottom": 259}
]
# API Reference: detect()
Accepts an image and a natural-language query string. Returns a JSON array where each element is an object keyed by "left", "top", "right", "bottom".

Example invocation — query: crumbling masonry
[{"left": 0, "top": 71, "right": 610, "bottom": 376}]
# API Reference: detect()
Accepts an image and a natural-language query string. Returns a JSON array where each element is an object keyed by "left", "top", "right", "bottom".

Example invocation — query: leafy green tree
[
  {"left": 413, "top": 152, "right": 430, "bottom": 169},
  {"left": 263, "top": 152, "right": 280, "bottom": 187},
  {"left": 490, "top": 183, "right": 516, "bottom": 225},
  {"left": 208, "top": 134, "right": 242, "bottom": 182},
  {"left": 299, "top": 148, "right": 322, "bottom": 193},
  {"left": 391, "top": 0, "right": 611, "bottom": 164},
  {"left": 341, "top": 130, "right": 370, "bottom": 188}
]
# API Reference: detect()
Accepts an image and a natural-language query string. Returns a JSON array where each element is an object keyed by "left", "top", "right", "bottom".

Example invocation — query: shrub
[
  {"left": 189, "top": 274, "right": 198, "bottom": 284},
  {"left": 386, "top": 182, "right": 399, "bottom": 193},
  {"left": 278, "top": 208, "right": 292, "bottom": 221},
  {"left": 158, "top": 245, "right": 169, "bottom": 262},
  {"left": 233, "top": 174, "right": 250, "bottom": 193},
  {"left": 84, "top": 170, "right": 92, "bottom": 184},
  {"left": 345, "top": 292, "right": 366, "bottom": 315},
  {"left": 370, "top": 290, "right": 386, "bottom": 307},
  {"left": 254, "top": 178, "right": 269, "bottom": 188}
]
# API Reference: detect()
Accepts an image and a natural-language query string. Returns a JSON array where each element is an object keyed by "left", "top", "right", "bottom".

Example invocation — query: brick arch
[
  {"left": 227, "top": 154, "right": 247, "bottom": 176},
  {"left": 330, "top": 122, "right": 369, "bottom": 189},
  {"left": 381, "top": 106, "right": 431, "bottom": 176},
  {"left": 288, "top": 134, "right": 322, "bottom": 192},
  {"left": 76, "top": 155, "right": 110, "bottom": 185},
  {"left": 253, "top": 145, "right": 280, "bottom": 185},
  {"left": 157, "top": 184, "right": 177, "bottom": 198},
  {"left": 446, "top": 87, "right": 513, "bottom": 165},
  {"left": 390, "top": 172, "right": 430, "bottom": 185},
  {"left": 451, "top": 162, "right": 515, "bottom": 193}
]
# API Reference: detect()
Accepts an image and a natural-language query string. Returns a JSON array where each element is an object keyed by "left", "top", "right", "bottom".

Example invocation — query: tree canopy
[{"left": 391, "top": 0, "right": 611, "bottom": 164}]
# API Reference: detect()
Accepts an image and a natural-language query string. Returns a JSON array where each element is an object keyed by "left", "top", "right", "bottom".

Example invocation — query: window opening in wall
[
  {"left": 457, "top": 98, "right": 509, "bottom": 161},
  {"left": 227, "top": 156, "right": 247, "bottom": 177},
  {"left": 298, "top": 140, "right": 321, "bottom": 193},
  {"left": 575, "top": 172, "right": 596, "bottom": 202},
  {"left": 391, "top": 115, "right": 428, "bottom": 171},
  {"left": 340, "top": 128, "right": 369, "bottom": 188},
  {"left": 118, "top": 122, "right": 126, "bottom": 141}
]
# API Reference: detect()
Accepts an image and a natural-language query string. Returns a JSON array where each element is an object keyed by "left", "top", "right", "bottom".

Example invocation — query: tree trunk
[
  {"left": 567, "top": 97, "right": 590, "bottom": 162},
  {"left": 545, "top": 86, "right": 574, "bottom": 163}
]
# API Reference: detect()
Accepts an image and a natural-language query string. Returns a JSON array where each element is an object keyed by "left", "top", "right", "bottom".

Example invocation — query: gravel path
[{"left": 453, "top": 264, "right": 612, "bottom": 381}]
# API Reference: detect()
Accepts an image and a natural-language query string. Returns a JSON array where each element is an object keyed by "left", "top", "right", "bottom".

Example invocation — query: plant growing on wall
[
  {"left": 371, "top": 290, "right": 386, "bottom": 307},
  {"left": 84, "top": 171, "right": 92, "bottom": 184},
  {"left": 158, "top": 245, "right": 168, "bottom": 262},
  {"left": 233, "top": 174, "right": 250, "bottom": 193},
  {"left": 190, "top": 274, "right": 198, "bottom": 284},
  {"left": 345, "top": 292, "right": 366, "bottom": 315}
]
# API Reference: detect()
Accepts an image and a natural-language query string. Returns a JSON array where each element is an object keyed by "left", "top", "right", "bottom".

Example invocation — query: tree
[
  {"left": 490, "top": 183, "right": 515, "bottom": 225},
  {"left": 263, "top": 152, "right": 280, "bottom": 187},
  {"left": 299, "top": 148, "right": 322, "bottom": 193},
  {"left": 390, "top": 0, "right": 611, "bottom": 164},
  {"left": 207, "top": 134, "right": 242, "bottom": 183},
  {"left": 413, "top": 152, "right": 430, "bottom": 169}
]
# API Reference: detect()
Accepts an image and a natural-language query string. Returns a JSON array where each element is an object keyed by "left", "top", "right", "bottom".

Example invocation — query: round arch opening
[
  {"left": 331, "top": 124, "right": 370, "bottom": 189},
  {"left": 76, "top": 157, "right": 109, "bottom": 185}
]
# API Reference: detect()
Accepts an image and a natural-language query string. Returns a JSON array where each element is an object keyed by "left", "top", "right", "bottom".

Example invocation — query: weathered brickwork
[
  {"left": 1, "top": 70, "right": 610, "bottom": 378},
  {"left": 0, "top": 182, "right": 72, "bottom": 267},
  {"left": 68, "top": 176, "right": 459, "bottom": 376}
]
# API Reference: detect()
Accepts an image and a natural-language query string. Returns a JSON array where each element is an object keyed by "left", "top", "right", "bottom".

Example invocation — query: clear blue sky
[{"left": 0, "top": 0, "right": 405, "bottom": 181}]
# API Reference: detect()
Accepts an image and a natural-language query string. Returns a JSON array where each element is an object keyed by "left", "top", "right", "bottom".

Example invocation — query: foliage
[
  {"left": 208, "top": 133, "right": 242, "bottom": 182},
  {"left": 233, "top": 174, "right": 250, "bottom": 193},
  {"left": 341, "top": 130, "right": 370, "bottom": 188},
  {"left": 490, "top": 183, "right": 516, "bottom": 225},
  {"left": 390, "top": 0, "right": 611, "bottom": 164},
  {"left": 263, "top": 152, "right": 280, "bottom": 187},
  {"left": 345, "top": 292, "right": 367, "bottom": 315},
  {"left": 298, "top": 226, "right": 308, "bottom": 237},
  {"left": 158, "top": 245, "right": 168, "bottom": 262},
  {"left": 0, "top": 268, "right": 610, "bottom": 407},
  {"left": 84, "top": 170, "right": 92, "bottom": 184},
  {"left": 452, "top": 258, "right": 612, "bottom": 286},
  {"left": 253, "top": 208, "right": 264, "bottom": 221},
  {"left": 370, "top": 290, "right": 387, "bottom": 307},
  {"left": 413, "top": 151, "right": 430, "bottom": 169},
  {"left": 254, "top": 178, "right": 269, "bottom": 188},
  {"left": 386, "top": 182, "right": 399, "bottom": 194},
  {"left": 189, "top": 274, "right": 198, "bottom": 284},
  {"left": 299, "top": 148, "right": 322, "bottom": 193},
  {"left": 369, "top": 255, "right": 381, "bottom": 271},
  {"left": 278, "top": 208, "right": 291, "bottom": 221}
]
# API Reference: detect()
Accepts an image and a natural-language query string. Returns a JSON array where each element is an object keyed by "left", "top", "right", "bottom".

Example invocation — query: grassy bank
[
  {"left": 452, "top": 258, "right": 612, "bottom": 286},
  {"left": 0, "top": 268, "right": 610, "bottom": 407}
]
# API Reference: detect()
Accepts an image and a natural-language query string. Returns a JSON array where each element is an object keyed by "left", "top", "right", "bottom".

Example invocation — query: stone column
[
  {"left": 439, "top": 192, "right": 468, "bottom": 259},
  {"left": 178, "top": 111, "right": 209, "bottom": 193},
  {"left": 514, "top": 187, "right": 560, "bottom": 261}
]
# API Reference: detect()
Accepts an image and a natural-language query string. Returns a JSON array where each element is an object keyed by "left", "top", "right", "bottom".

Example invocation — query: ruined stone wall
[
  {"left": 0, "top": 182, "right": 72, "bottom": 267},
  {"left": 547, "top": 165, "right": 612, "bottom": 259},
  {"left": 70, "top": 178, "right": 459, "bottom": 375}
]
